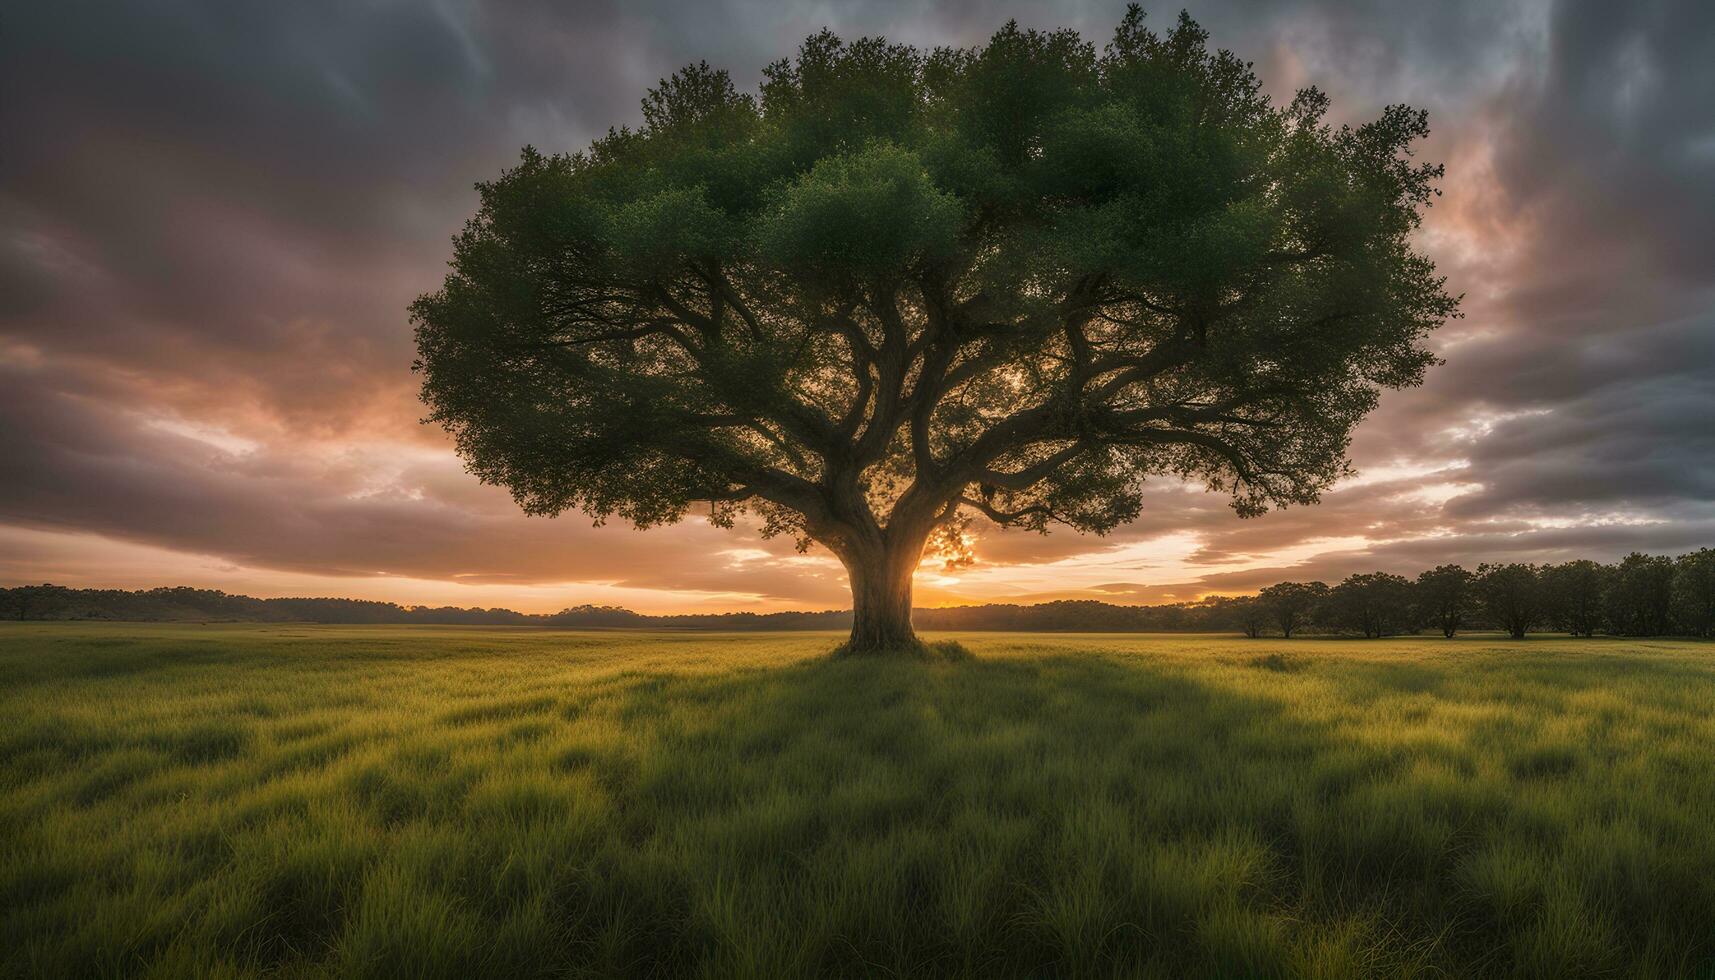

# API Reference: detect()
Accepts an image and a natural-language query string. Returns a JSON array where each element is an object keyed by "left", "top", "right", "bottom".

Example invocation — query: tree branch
[{"left": 957, "top": 495, "right": 1056, "bottom": 526}]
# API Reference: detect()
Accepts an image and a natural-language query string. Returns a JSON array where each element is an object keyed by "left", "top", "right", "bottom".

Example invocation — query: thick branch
[
  {"left": 973, "top": 440, "right": 1091, "bottom": 491},
  {"left": 958, "top": 495, "right": 1056, "bottom": 526}
]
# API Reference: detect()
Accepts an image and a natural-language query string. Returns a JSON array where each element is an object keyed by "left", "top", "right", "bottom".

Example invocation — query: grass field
[{"left": 2, "top": 625, "right": 1714, "bottom": 978}]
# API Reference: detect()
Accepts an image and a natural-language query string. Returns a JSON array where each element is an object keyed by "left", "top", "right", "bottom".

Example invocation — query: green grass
[{"left": 3, "top": 625, "right": 1714, "bottom": 978}]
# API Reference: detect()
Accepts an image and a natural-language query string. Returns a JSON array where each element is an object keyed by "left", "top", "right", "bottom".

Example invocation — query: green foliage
[
  {"left": 1414, "top": 564, "right": 1473, "bottom": 638},
  {"left": 757, "top": 143, "right": 965, "bottom": 278},
  {"left": 1606, "top": 552, "right": 1676, "bottom": 636},
  {"left": 1476, "top": 563, "right": 1543, "bottom": 640},
  {"left": 1258, "top": 581, "right": 1329, "bottom": 638},
  {"left": 1541, "top": 559, "right": 1611, "bottom": 637},
  {"left": 1232, "top": 597, "right": 1270, "bottom": 638},
  {"left": 411, "top": 7, "right": 1459, "bottom": 623},
  {"left": 1674, "top": 548, "right": 1715, "bottom": 638},
  {"left": 6, "top": 625, "right": 1715, "bottom": 977},
  {"left": 1323, "top": 572, "right": 1415, "bottom": 638}
]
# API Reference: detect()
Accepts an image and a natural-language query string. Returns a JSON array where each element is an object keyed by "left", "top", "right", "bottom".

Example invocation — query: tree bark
[{"left": 838, "top": 532, "right": 927, "bottom": 653}]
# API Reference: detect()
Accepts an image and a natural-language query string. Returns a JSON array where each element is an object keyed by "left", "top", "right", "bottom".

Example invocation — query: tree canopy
[
  {"left": 1324, "top": 572, "right": 1414, "bottom": 638},
  {"left": 1476, "top": 563, "right": 1542, "bottom": 640},
  {"left": 412, "top": 7, "right": 1458, "bottom": 651},
  {"left": 1415, "top": 564, "right": 1473, "bottom": 638},
  {"left": 1257, "top": 581, "right": 1329, "bottom": 639}
]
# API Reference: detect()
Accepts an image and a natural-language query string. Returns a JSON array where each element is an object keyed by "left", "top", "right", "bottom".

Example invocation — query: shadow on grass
[
  {"left": 527, "top": 650, "right": 1713, "bottom": 978},
  {"left": 540, "top": 652, "right": 1326, "bottom": 977},
  {"left": 4, "top": 635, "right": 1714, "bottom": 978}
]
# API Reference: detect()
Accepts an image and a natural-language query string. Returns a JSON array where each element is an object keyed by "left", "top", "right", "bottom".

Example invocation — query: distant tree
[
  {"left": 1232, "top": 597, "right": 1269, "bottom": 638},
  {"left": 1475, "top": 563, "right": 1541, "bottom": 639},
  {"left": 1413, "top": 563, "right": 1472, "bottom": 638},
  {"left": 2, "top": 584, "right": 74, "bottom": 621},
  {"left": 1324, "top": 572, "right": 1414, "bottom": 638},
  {"left": 547, "top": 605, "right": 656, "bottom": 628},
  {"left": 1259, "top": 581, "right": 1328, "bottom": 638},
  {"left": 1674, "top": 548, "right": 1715, "bottom": 638},
  {"left": 1540, "top": 560, "right": 1610, "bottom": 637},
  {"left": 409, "top": 10, "right": 1458, "bottom": 653},
  {"left": 1606, "top": 552, "right": 1676, "bottom": 636}
]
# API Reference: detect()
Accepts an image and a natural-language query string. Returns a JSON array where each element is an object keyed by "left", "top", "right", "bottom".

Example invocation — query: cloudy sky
[{"left": 3, "top": 0, "right": 1712, "bottom": 612}]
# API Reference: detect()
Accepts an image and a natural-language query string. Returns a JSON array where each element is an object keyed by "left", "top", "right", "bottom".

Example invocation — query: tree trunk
[{"left": 839, "top": 533, "right": 926, "bottom": 654}]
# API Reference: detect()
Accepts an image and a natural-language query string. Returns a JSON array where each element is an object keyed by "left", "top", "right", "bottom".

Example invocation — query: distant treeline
[
  {"left": 4, "top": 549, "right": 1712, "bottom": 637},
  {"left": 1234, "top": 551, "right": 1715, "bottom": 639},
  {"left": 0, "top": 585, "right": 1244, "bottom": 632}
]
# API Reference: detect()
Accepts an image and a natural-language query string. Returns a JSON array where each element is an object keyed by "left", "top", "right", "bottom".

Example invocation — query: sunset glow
[{"left": 4, "top": 1, "right": 1711, "bottom": 612}]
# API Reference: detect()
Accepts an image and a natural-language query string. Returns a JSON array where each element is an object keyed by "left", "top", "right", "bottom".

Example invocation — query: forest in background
[{"left": 5, "top": 548, "right": 1713, "bottom": 638}]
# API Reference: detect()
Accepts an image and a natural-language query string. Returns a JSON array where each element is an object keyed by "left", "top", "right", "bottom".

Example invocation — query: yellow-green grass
[{"left": 3, "top": 625, "right": 1714, "bottom": 978}]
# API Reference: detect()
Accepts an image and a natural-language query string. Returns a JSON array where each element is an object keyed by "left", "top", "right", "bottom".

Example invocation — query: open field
[{"left": 3, "top": 626, "right": 1714, "bottom": 978}]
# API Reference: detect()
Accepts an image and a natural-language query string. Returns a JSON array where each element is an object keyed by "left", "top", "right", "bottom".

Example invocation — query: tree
[
  {"left": 1232, "top": 597, "right": 1269, "bottom": 638},
  {"left": 1540, "top": 560, "right": 1609, "bottom": 637},
  {"left": 411, "top": 9, "right": 1457, "bottom": 653},
  {"left": 0, "top": 584, "right": 73, "bottom": 621},
  {"left": 1258, "top": 581, "right": 1329, "bottom": 639},
  {"left": 1674, "top": 548, "right": 1715, "bottom": 638},
  {"left": 1413, "top": 564, "right": 1472, "bottom": 638},
  {"left": 1475, "top": 563, "right": 1541, "bottom": 639},
  {"left": 1606, "top": 552, "right": 1675, "bottom": 636},
  {"left": 1324, "top": 572, "right": 1414, "bottom": 638}
]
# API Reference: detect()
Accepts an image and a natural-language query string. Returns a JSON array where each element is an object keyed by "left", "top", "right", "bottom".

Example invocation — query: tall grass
[{"left": 2, "top": 625, "right": 1713, "bottom": 977}]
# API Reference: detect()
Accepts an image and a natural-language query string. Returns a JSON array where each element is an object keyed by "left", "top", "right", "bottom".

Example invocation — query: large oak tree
[{"left": 413, "top": 8, "right": 1458, "bottom": 653}]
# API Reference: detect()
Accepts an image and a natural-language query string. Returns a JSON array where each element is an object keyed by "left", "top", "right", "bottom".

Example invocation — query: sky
[{"left": 3, "top": 0, "right": 1713, "bottom": 613}]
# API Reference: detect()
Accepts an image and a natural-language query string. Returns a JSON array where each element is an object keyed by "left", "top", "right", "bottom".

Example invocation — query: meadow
[{"left": 2, "top": 625, "right": 1713, "bottom": 978}]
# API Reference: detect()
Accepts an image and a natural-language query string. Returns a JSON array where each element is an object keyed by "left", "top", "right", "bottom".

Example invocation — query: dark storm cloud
[
  {"left": 1494, "top": 0, "right": 1715, "bottom": 306},
  {"left": 1, "top": 0, "right": 1711, "bottom": 606}
]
